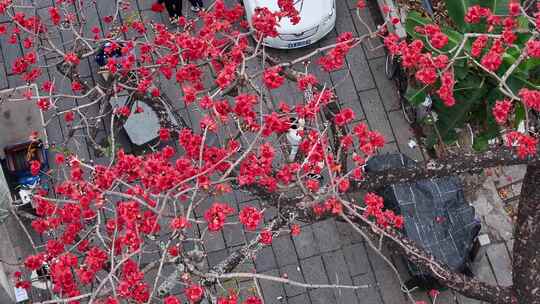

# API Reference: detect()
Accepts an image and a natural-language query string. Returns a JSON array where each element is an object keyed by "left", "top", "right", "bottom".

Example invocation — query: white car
[{"left": 243, "top": 0, "right": 336, "bottom": 49}]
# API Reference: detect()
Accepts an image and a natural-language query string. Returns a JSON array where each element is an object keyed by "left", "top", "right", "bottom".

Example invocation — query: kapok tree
[{"left": 1, "top": 0, "right": 540, "bottom": 303}]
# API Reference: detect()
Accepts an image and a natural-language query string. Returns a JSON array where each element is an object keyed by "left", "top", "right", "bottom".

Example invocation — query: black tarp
[{"left": 365, "top": 154, "right": 481, "bottom": 278}]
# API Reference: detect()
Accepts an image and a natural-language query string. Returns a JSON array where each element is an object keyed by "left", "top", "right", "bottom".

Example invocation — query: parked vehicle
[{"left": 242, "top": 0, "right": 336, "bottom": 49}]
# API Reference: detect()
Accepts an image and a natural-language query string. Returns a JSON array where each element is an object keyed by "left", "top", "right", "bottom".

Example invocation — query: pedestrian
[
  {"left": 156, "top": 0, "right": 183, "bottom": 20},
  {"left": 188, "top": 0, "right": 203, "bottom": 12}
]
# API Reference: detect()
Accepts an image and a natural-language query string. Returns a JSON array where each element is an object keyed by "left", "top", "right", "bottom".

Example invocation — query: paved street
[{"left": 0, "top": 0, "right": 516, "bottom": 303}]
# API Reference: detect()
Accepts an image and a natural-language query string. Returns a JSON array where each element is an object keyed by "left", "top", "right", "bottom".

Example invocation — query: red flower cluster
[
  {"left": 186, "top": 284, "right": 204, "bottom": 303},
  {"left": 363, "top": 193, "right": 404, "bottom": 229},
  {"left": 204, "top": 202, "right": 234, "bottom": 231},
  {"left": 30, "top": 160, "right": 41, "bottom": 175},
  {"left": 170, "top": 216, "right": 190, "bottom": 230},
  {"left": 297, "top": 73, "right": 318, "bottom": 91},
  {"left": 318, "top": 32, "right": 355, "bottom": 72},
  {"left": 64, "top": 52, "right": 80, "bottom": 66},
  {"left": 262, "top": 112, "right": 290, "bottom": 136},
  {"left": 263, "top": 66, "right": 284, "bottom": 89},
  {"left": 464, "top": 5, "right": 492, "bottom": 24},
  {"left": 471, "top": 35, "right": 488, "bottom": 57},
  {"left": 357, "top": 0, "right": 367, "bottom": 9},
  {"left": 164, "top": 296, "right": 181, "bottom": 304},
  {"left": 151, "top": 2, "right": 165, "bottom": 13},
  {"left": 492, "top": 99, "right": 512, "bottom": 124},
  {"left": 353, "top": 123, "right": 385, "bottom": 156},
  {"left": 436, "top": 71, "right": 455, "bottom": 106},
  {"left": 259, "top": 230, "right": 273, "bottom": 244},
  {"left": 277, "top": 0, "right": 300, "bottom": 24},
  {"left": 252, "top": 7, "right": 279, "bottom": 38},
  {"left": 37, "top": 98, "right": 51, "bottom": 111},
  {"left": 217, "top": 292, "right": 239, "bottom": 304},
  {"left": 244, "top": 296, "right": 263, "bottom": 304},
  {"left": 334, "top": 108, "right": 355, "bottom": 126},
  {"left": 239, "top": 206, "right": 263, "bottom": 230},
  {"left": 415, "top": 67, "right": 437, "bottom": 85},
  {"left": 48, "top": 7, "right": 61, "bottom": 25},
  {"left": 481, "top": 39, "right": 505, "bottom": 71},
  {"left": 519, "top": 88, "right": 540, "bottom": 111},
  {"left": 505, "top": 131, "right": 538, "bottom": 159},
  {"left": 420, "top": 24, "right": 448, "bottom": 49},
  {"left": 118, "top": 259, "right": 149, "bottom": 302},
  {"left": 527, "top": 40, "right": 540, "bottom": 58}
]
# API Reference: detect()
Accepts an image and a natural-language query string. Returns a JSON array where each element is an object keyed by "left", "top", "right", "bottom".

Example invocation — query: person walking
[
  {"left": 157, "top": 0, "right": 183, "bottom": 20},
  {"left": 188, "top": 0, "right": 203, "bottom": 12}
]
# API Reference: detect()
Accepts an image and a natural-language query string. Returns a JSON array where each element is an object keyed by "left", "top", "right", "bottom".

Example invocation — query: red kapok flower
[
  {"left": 357, "top": 0, "right": 367, "bottom": 9},
  {"left": 170, "top": 216, "right": 190, "bottom": 230},
  {"left": 64, "top": 52, "right": 80, "bottom": 65},
  {"left": 290, "top": 224, "right": 301, "bottom": 236},
  {"left": 263, "top": 67, "right": 284, "bottom": 89},
  {"left": 64, "top": 111, "right": 75, "bottom": 122},
  {"left": 527, "top": 40, "right": 540, "bottom": 58},
  {"left": 244, "top": 296, "right": 262, "bottom": 304},
  {"left": 30, "top": 160, "right": 41, "bottom": 175},
  {"left": 185, "top": 284, "right": 204, "bottom": 303},
  {"left": 159, "top": 128, "right": 170, "bottom": 141},
  {"left": 204, "top": 202, "right": 234, "bottom": 232},
  {"left": 164, "top": 295, "right": 181, "bottom": 304},
  {"left": 252, "top": 7, "right": 279, "bottom": 38},
  {"left": 259, "top": 230, "right": 273, "bottom": 245},
  {"left": 151, "top": 2, "right": 165, "bottom": 12},
  {"left": 492, "top": 99, "right": 512, "bottom": 124},
  {"left": 519, "top": 88, "right": 540, "bottom": 111},
  {"left": 239, "top": 206, "right": 263, "bottom": 231}
]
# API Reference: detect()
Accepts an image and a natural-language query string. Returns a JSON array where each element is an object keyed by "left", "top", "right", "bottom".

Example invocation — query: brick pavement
[{"left": 0, "top": 0, "right": 507, "bottom": 303}]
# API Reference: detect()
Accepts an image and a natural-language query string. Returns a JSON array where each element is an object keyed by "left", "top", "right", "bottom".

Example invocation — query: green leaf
[
  {"left": 472, "top": 134, "right": 489, "bottom": 152},
  {"left": 405, "top": 85, "right": 428, "bottom": 105},
  {"left": 514, "top": 102, "right": 526, "bottom": 129},
  {"left": 444, "top": 0, "right": 469, "bottom": 32}
]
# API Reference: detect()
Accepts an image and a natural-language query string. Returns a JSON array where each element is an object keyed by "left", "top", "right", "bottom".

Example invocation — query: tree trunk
[{"left": 513, "top": 163, "right": 540, "bottom": 303}]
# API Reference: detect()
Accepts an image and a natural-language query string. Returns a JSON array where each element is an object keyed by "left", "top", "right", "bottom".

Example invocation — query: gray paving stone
[
  {"left": 352, "top": 4, "right": 386, "bottom": 59},
  {"left": 223, "top": 215, "right": 245, "bottom": 247},
  {"left": 292, "top": 225, "right": 320, "bottom": 259},
  {"left": 313, "top": 219, "right": 341, "bottom": 253},
  {"left": 0, "top": 32, "right": 22, "bottom": 74},
  {"left": 368, "top": 57, "right": 401, "bottom": 112},
  {"left": 206, "top": 248, "right": 229, "bottom": 268},
  {"left": 301, "top": 255, "right": 329, "bottom": 285},
  {"left": 358, "top": 89, "right": 394, "bottom": 141},
  {"left": 485, "top": 243, "right": 512, "bottom": 286},
  {"left": 280, "top": 264, "right": 307, "bottom": 297},
  {"left": 199, "top": 223, "right": 226, "bottom": 252},
  {"left": 353, "top": 273, "right": 383, "bottom": 304},
  {"left": 254, "top": 246, "right": 278, "bottom": 273},
  {"left": 0, "top": 61, "right": 8, "bottom": 90},
  {"left": 309, "top": 288, "right": 336, "bottom": 304},
  {"left": 287, "top": 293, "right": 311, "bottom": 304},
  {"left": 259, "top": 269, "right": 287, "bottom": 304},
  {"left": 346, "top": 48, "right": 376, "bottom": 92},
  {"left": 330, "top": 69, "right": 364, "bottom": 121},
  {"left": 322, "top": 251, "right": 357, "bottom": 304},
  {"left": 378, "top": 141, "right": 399, "bottom": 155},
  {"left": 436, "top": 290, "right": 459, "bottom": 304},
  {"left": 366, "top": 246, "right": 407, "bottom": 304},
  {"left": 335, "top": 0, "right": 358, "bottom": 35},
  {"left": 387, "top": 110, "right": 424, "bottom": 161},
  {"left": 343, "top": 243, "right": 371, "bottom": 277},
  {"left": 273, "top": 235, "right": 299, "bottom": 267},
  {"left": 335, "top": 220, "right": 364, "bottom": 245}
]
